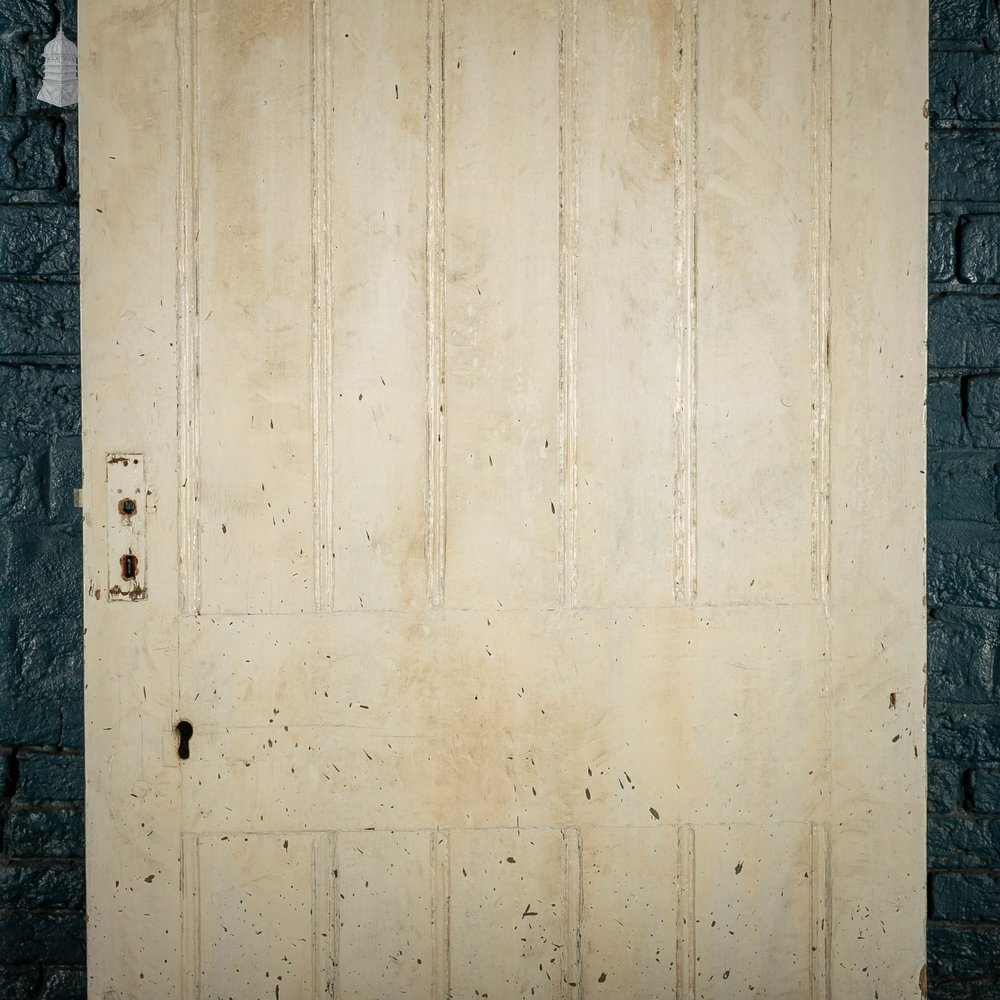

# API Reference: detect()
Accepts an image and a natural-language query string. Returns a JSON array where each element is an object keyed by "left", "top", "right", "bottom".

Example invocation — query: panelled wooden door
[{"left": 80, "top": 1, "right": 927, "bottom": 997}]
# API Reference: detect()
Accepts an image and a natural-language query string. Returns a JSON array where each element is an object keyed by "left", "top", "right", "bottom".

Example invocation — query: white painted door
[{"left": 79, "top": 2, "right": 927, "bottom": 997}]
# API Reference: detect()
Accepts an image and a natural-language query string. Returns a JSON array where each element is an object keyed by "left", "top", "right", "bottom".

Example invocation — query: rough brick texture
[
  {"left": 930, "top": 2, "right": 1000, "bottom": 994},
  {"left": 0, "top": 3, "right": 992, "bottom": 996},
  {"left": 0, "top": 0, "right": 83, "bottom": 995}
]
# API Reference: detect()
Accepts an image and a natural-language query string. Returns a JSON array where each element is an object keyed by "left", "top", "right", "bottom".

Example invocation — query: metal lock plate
[{"left": 107, "top": 453, "right": 147, "bottom": 601}]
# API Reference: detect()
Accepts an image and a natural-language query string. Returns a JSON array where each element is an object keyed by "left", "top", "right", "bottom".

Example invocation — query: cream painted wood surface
[{"left": 79, "top": 1, "right": 927, "bottom": 997}]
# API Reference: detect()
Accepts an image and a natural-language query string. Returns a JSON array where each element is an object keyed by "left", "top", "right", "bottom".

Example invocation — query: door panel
[
  {"left": 185, "top": 834, "right": 328, "bottom": 999},
  {"left": 196, "top": 0, "right": 317, "bottom": 614},
  {"left": 575, "top": 0, "right": 678, "bottom": 608},
  {"left": 442, "top": 0, "right": 562, "bottom": 608},
  {"left": 180, "top": 826, "right": 824, "bottom": 998},
  {"left": 695, "top": 0, "right": 823, "bottom": 605},
  {"left": 177, "top": 608, "right": 826, "bottom": 832},
  {"left": 328, "top": 0, "right": 431, "bottom": 613},
  {"left": 80, "top": 0, "right": 927, "bottom": 997}
]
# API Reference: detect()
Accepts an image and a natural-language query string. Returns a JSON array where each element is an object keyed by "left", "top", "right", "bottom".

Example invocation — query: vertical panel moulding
[
  {"left": 811, "top": 0, "right": 832, "bottom": 606},
  {"left": 181, "top": 834, "right": 201, "bottom": 1000},
  {"left": 328, "top": 833, "right": 341, "bottom": 1000},
  {"left": 558, "top": 0, "right": 580, "bottom": 608},
  {"left": 313, "top": 834, "right": 335, "bottom": 997},
  {"left": 676, "top": 825, "right": 696, "bottom": 1000},
  {"left": 562, "top": 827, "right": 583, "bottom": 998},
  {"left": 810, "top": 823, "right": 832, "bottom": 1000},
  {"left": 672, "top": 0, "right": 697, "bottom": 606},
  {"left": 431, "top": 829, "right": 450, "bottom": 1000},
  {"left": 177, "top": 0, "right": 201, "bottom": 616},
  {"left": 311, "top": 0, "right": 335, "bottom": 614},
  {"left": 426, "top": 0, "right": 446, "bottom": 607}
]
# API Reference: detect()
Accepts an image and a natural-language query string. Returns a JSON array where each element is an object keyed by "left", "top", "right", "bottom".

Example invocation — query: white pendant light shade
[{"left": 37, "top": 27, "right": 78, "bottom": 108}]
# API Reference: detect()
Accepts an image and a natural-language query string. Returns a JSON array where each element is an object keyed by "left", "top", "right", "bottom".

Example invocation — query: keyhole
[
  {"left": 120, "top": 553, "right": 138, "bottom": 580},
  {"left": 118, "top": 497, "right": 137, "bottom": 517},
  {"left": 176, "top": 720, "right": 193, "bottom": 760}
]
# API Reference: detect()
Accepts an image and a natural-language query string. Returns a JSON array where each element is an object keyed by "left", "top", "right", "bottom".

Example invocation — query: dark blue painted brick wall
[
  {"left": 0, "top": 0, "right": 84, "bottom": 996},
  {"left": 0, "top": 2, "right": 991, "bottom": 995},
  {"left": 930, "top": 1, "right": 1000, "bottom": 996}
]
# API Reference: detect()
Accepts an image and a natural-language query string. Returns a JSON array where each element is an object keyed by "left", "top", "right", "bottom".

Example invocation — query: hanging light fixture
[{"left": 37, "top": 26, "right": 78, "bottom": 108}]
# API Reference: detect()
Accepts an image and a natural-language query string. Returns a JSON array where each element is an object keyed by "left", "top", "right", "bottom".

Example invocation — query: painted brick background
[
  {"left": 930, "top": 1, "right": 1000, "bottom": 996},
  {"left": 0, "top": 0, "right": 84, "bottom": 996},
  {"left": 0, "top": 1, "right": 991, "bottom": 995}
]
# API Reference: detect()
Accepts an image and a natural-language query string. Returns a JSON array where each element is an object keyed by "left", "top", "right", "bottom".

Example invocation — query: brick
[
  {"left": 0, "top": 697, "right": 62, "bottom": 746},
  {"left": 967, "top": 375, "right": 1000, "bottom": 446},
  {"left": 928, "top": 978, "right": 1000, "bottom": 1000},
  {"left": 0, "top": 0, "right": 56, "bottom": 36},
  {"left": 970, "top": 768, "right": 1000, "bottom": 813},
  {"left": 960, "top": 215, "right": 1000, "bottom": 284},
  {"left": 45, "top": 436, "right": 79, "bottom": 522},
  {"left": 928, "top": 522, "right": 1000, "bottom": 607},
  {"left": 41, "top": 967, "right": 85, "bottom": 1000},
  {"left": 930, "top": 293, "right": 1000, "bottom": 370},
  {"left": 0, "top": 449, "right": 45, "bottom": 521},
  {"left": 0, "top": 363, "right": 79, "bottom": 438},
  {"left": 16, "top": 751, "right": 82, "bottom": 801},
  {"left": 929, "top": 763, "right": 965, "bottom": 814},
  {"left": 57, "top": 698, "right": 81, "bottom": 750},
  {"left": 930, "top": 925, "right": 1000, "bottom": 979},
  {"left": 931, "top": 706, "right": 1000, "bottom": 762},
  {"left": 932, "top": 871, "right": 1000, "bottom": 921},
  {"left": 60, "top": 110, "right": 76, "bottom": 199},
  {"left": 931, "top": 213, "right": 957, "bottom": 281},
  {"left": 0, "top": 522, "right": 82, "bottom": 614},
  {"left": 0, "top": 968, "right": 40, "bottom": 1000},
  {"left": 934, "top": 133, "right": 1000, "bottom": 203},
  {"left": 0, "top": 910, "right": 84, "bottom": 964},
  {"left": 0, "top": 37, "right": 51, "bottom": 118},
  {"left": 929, "top": 450, "right": 1000, "bottom": 524},
  {"left": 931, "top": 0, "right": 998, "bottom": 46},
  {"left": 0, "top": 205, "right": 78, "bottom": 279},
  {"left": 0, "top": 280, "right": 79, "bottom": 356},
  {"left": 0, "top": 117, "right": 62, "bottom": 199},
  {"left": 932, "top": 52, "right": 1000, "bottom": 122},
  {"left": 937, "top": 705, "right": 1000, "bottom": 763},
  {"left": 8, "top": 614, "right": 83, "bottom": 702},
  {"left": 928, "top": 378, "right": 969, "bottom": 449},
  {"left": 928, "top": 607, "right": 1000, "bottom": 703},
  {"left": 929, "top": 815, "right": 1000, "bottom": 867},
  {"left": 6, "top": 806, "right": 83, "bottom": 859},
  {"left": 0, "top": 861, "right": 84, "bottom": 909},
  {"left": 0, "top": 579, "right": 83, "bottom": 749}
]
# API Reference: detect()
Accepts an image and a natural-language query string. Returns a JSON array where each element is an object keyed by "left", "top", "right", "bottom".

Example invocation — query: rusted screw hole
[
  {"left": 120, "top": 553, "right": 138, "bottom": 580},
  {"left": 118, "top": 497, "right": 137, "bottom": 517},
  {"left": 176, "top": 720, "right": 193, "bottom": 760}
]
